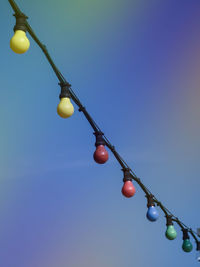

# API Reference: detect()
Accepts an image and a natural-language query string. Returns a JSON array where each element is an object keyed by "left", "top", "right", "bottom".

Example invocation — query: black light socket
[
  {"left": 166, "top": 215, "right": 173, "bottom": 226},
  {"left": 146, "top": 195, "right": 155, "bottom": 208},
  {"left": 182, "top": 229, "right": 190, "bottom": 240},
  {"left": 13, "top": 13, "right": 28, "bottom": 32},
  {"left": 122, "top": 168, "right": 132, "bottom": 182},
  {"left": 94, "top": 132, "right": 105, "bottom": 147},
  {"left": 59, "top": 83, "right": 71, "bottom": 99}
]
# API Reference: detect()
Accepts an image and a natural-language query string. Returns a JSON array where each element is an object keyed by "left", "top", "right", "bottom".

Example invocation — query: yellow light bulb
[
  {"left": 57, "top": 97, "right": 74, "bottom": 118},
  {"left": 10, "top": 30, "right": 30, "bottom": 54}
]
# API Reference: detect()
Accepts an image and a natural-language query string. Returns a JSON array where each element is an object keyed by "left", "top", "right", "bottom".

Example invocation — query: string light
[
  {"left": 121, "top": 168, "right": 136, "bottom": 198},
  {"left": 93, "top": 132, "right": 109, "bottom": 164},
  {"left": 146, "top": 195, "right": 159, "bottom": 222},
  {"left": 182, "top": 229, "right": 193, "bottom": 253},
  {"left": 10, "top": 13, "right": 30, "bottom": 54},
  {"left": 57, "top": 83, "right": 74, "bottom": 118},
  {"left": 165, "top": 215, "right": 177, "bottom": 240},
  {"left": 7, "top": 0, "right": 200, "bottom": 261}
]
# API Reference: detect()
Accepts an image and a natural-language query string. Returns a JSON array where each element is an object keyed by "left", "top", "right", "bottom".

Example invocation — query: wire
[{"left": 8, "top": 0, "right": 200, "bottom": 246}]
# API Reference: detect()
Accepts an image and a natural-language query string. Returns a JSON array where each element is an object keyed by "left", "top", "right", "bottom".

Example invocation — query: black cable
[{"left": 7, "top": 0, "right": 199, "bottom": 245}]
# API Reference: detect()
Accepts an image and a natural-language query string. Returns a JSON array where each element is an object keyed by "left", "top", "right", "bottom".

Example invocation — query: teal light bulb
[
  {"left": 182, "top": 239, "right": 193, "bottom": 253},
  {"left": 165, "top": 225, "right": 177, "bottom": 240}
]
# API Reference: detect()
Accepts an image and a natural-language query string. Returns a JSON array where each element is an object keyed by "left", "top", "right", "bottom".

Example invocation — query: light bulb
[
  {"left": 165, "top": 225, "right": 177, "bottom": 240},
  {"left": 10, "top": 30, "right": 30, "bottom": 54},
  {"left": 182, "top": 239, "right": 193, "bottom": 253},
  {"left": 121, "top": 169, "right": 136, "bottom": 198},
  {"left": 181, "top": 228, "right": 193, "bottom": 252},
  {"left": 93, "top": 132, "right": 109, "bottom": 164},
  {"left": 57, "top": 97, "right": 74, "bottom": 118},
  {"left": 146, "top": 206, "right": 159, "bottom": 222},
  {"left": 93, "top": 145, "right": 109, "bottom": 164},
  {"left": 122, "top": 180, "right": 136, "bottom": 198},
  {"left": 146, "top": 195, "right": 159, "bottom": 222}
]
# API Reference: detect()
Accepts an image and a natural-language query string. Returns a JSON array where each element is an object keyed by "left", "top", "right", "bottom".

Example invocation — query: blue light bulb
[{"left": 146, "top": 206, "right": 159, "bottom": 222}]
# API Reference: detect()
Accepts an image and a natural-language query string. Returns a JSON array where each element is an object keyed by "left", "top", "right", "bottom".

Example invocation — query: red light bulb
[
  {"left": 122, "top": 180, "right": 136, "bottom": 198},
  {"left": 93, "top": 145, "right": 109, "bottom": 164}
]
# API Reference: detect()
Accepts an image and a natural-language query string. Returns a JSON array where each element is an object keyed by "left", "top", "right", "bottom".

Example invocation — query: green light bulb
[
  {"left": 182, "top": 239, "right": 193, "bottom": 253},
  {"left": 165, "top": 225, "right": 177, "bottom": 240}
]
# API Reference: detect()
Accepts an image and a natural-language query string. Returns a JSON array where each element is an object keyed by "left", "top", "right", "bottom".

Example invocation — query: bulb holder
[
  {"left": 13, "top": 13, "right": 28, "bottom": 32},
  {"left": 94, "top": 131, "right": 106, "bottom": 147},
  {"left": 122, "top": 168, "right": 132, "bottom": 182},
  {"left": 59, "top": 82, "right": 71, "bottom": 99},
  {"left": 182, "top": 229, "right": 190, "bottom": 240},
  {"left": 166, "top": 215, "right": 173, "bottom": 226},
  {"left": 146, "top": 194, "right": 155, "bottom": 208}
]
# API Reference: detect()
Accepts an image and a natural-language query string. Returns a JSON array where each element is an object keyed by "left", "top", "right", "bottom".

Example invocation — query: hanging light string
[{"left": 8, "top": 0, "right": 200, "bottom": 255}]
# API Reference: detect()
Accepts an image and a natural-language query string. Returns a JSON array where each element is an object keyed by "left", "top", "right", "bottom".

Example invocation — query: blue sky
[{"left": 0, "top": 0, "right": 200, "bottom": 266}]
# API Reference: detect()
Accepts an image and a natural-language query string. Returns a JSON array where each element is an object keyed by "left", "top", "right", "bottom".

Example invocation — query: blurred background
[{"left": 1, "top": 0, "right": 200, "bottom": 266}]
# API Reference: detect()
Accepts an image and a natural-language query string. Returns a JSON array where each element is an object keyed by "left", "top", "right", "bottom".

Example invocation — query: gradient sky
[{"left": 1, "top": 0, "right": 200, "bottom": 266}]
